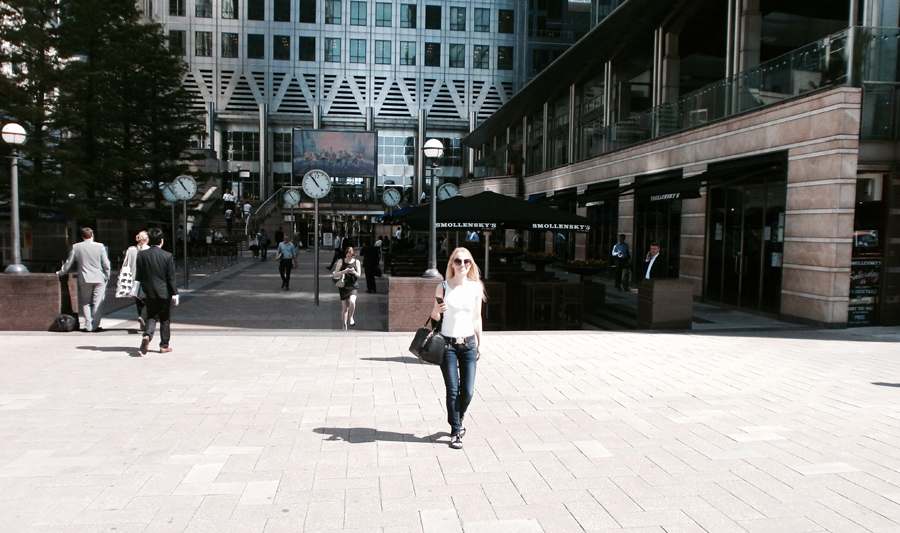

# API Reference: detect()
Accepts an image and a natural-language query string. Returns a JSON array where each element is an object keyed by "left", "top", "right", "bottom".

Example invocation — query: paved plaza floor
[{"left": 3, "top": 251, "right": 900, "bottom": 532}]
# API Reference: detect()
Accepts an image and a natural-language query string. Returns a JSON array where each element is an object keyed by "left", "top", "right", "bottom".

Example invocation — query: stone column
[
  {"left": 680, "top": 189, "right": 706, "bottom": 297},
  {"left": 781, "top": 149, "right": 858, "bottom": 325}
]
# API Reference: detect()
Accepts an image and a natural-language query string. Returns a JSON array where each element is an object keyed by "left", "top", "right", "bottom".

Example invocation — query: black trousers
[
  {"left": 143, "top": 297, "right": 172, "bottom": 348},
  {"left": 364, "top": 263, "right": 377, "bottom": 292},
  {"left": 260, "top": 245, "right": 268, "bottom": 260},
  {"left": 327, "top": 248, "right": 342, "bottom": 269},
  {"left": 279, "top": 259, "right": 293, "bottom": 286}
]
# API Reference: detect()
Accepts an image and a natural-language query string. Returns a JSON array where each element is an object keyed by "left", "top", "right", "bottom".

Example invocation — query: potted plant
[
  {"left": 563, "top": 258, "right": 609, "bottom": 280},
  {"left": 522, "top": 251, "right": 558, "bottom": 272}
]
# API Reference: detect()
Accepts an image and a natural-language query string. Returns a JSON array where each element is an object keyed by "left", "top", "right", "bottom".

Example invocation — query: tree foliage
[{"left": 1, "top": 0, "right": 205, "bottom": 221}]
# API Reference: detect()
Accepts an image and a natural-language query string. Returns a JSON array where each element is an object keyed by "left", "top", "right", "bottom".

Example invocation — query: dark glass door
[{"left": 705, "top": 177, "right": 786, "bottom": 314}]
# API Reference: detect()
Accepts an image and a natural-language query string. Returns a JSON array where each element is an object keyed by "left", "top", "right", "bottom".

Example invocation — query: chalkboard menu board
[{"left": 849, "top": 258, "right": 881, "bottom": 326}]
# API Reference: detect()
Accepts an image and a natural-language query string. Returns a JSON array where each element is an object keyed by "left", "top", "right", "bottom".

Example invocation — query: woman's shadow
[{"left": 314, "top": 427, "right": 447, "bottom": 444}]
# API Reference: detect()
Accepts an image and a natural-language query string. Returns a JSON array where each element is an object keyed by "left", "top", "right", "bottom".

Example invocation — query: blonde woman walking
[{"left": 431, "top": 247, "right": 485, "bottom": 449}]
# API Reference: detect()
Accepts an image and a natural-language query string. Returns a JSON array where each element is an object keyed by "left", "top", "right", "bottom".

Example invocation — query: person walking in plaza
[
  {"left": 332, "top": 246, "right": 361, "bottom": 329},
  {"left": 57, "top": 227, "right": 111, "bottom": 332},
  {"left": 360, "top": 240, "right": 380, "bottom": 293},
  {"left": 135, "top": 228, "right": 179, "bottom": 355},
  {"left": 274, "top": 227, "right": 284, "bottom": 247},
  {"left": 327, "top": 232, "right": 344, "bottom": 270},
  {"left": 276, "top": 233, "right": 299, "bottom": 290},
  {"left": 224, "top": 208, "right": 235, "bottom": 233},
  {"left": 120, "top": 230, "right": 150, "bottom": 327},
  {"left": 431, "top": 247, "right": 485, "bottom": 450},
  {"left": 612, "top": 234, "right": 631, "bottom": 291},
  {"left": 643, "top": 241, "right": 668, "bottom": 280},
  {"left": 257, "top": 228, "right": 271, "bottom": 261}
]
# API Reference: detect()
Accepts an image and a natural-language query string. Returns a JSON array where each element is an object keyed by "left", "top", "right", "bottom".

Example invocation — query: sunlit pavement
[{"left": 2, "top": 250, "right": 899, "bottom": 532}]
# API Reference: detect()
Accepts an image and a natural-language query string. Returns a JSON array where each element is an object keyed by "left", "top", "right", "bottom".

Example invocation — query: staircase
[{"left": 203, "top": 200, "right": 258, "bottom": 239}]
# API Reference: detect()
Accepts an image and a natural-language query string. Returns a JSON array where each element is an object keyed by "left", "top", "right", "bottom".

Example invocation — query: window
[
  {"left": 169, "top": 0, "right": 184, "bottom": 16},
  {"left": 424, "top": 42, "right": 440, "bottom": 66},
  {"left": 533, "top": 48, "right": 550, "bottom": 73},
  {"left": 474, "top": 8, "right": 489, "bottom": 31},
  {"left": 498, "top": 9, "right": 513, "bottom": 33},
  {"left": 195, "top": 0, "right": 212, "bottom": 17},
  {"left": 375, "top": 40, "right": 390, "bottom": 64},
  {"left": 247, "top": 0, "right": 264, "bottom": 20},
  {"left": 400, "top": 4, "right": 415, "bottom": 28},
  {"left": 325, "top": 0, "right": 341, "bottom": 23},
  {"left": 473, "top": 44, "right": 488, "bottom": 69},
  {"left": 273, "top": 35, "right": 290, "bottom": 60},
  {"left": 195, "top": 31, "right": 212, "bottom": 56},
  {"left": 247, "top": 33, "right": 264, "bottom": 59},
  {"left": 425, "top": 5, "right": 440, "bottom": 29},
  {"left": 274, "top": 0, "right": 290, "bottom": 21},
  {"left": 378, "top": 134, "right": 415, "bottom": 165},
  {"left": 299, "top": 0, "right": 316, "bottom": 22},
  {"left": 222, "top": 0, "right": 237, "bottom": 18},
  {"left": 325, "top": 37, "right": 340, "bottom": 62},
  {"left": 298, "top": 36, "right": 315, "bottom": 61},
  {"left": 449, "top": 43, "right": 464, "bottom": 67},
  {"left": 226, "top": 131, "right": 260, "bottom": 162},
  {"left": 400, "top": 41, "right": 415, "bottom": 65},
  {"left": 350, "top": 1, "right": 365, "bottom": 25},
  {"left": 169, "top": 30, "right": 185, "bottom": 55},
  {"left": 497, "top": 45, "right": 513, "bottom": 70},
  {"left": 222, "top": 33, "right": 239, "bottom": 58},
  {"left": 450, "top": 6, "right": 465, "bottom": 30},
  {"left": 350, "top": 39, "right": 366, "bottom": 63},
  {"left": 375, "top": 2, "right": 391, "bottom": 26}
]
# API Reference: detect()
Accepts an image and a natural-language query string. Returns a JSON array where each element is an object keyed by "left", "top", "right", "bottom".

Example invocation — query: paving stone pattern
[{"left": 1, "top": 324, "right": 899, "bottom": 532}]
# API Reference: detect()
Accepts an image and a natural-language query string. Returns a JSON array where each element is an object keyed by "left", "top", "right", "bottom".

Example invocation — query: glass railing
[{"left": 579, "top": 28, "right": 857, "bottom": 161}]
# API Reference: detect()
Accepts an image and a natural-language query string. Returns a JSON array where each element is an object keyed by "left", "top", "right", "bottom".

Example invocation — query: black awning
[
  {"left": 543, "top": 187, "right": 578, "bottom": 207},
  {"left": 636, "top": 174, "right": 705, "bottom": 201},
  {"left": 577, "top": 184, "right": 622, "bottom": 207}
]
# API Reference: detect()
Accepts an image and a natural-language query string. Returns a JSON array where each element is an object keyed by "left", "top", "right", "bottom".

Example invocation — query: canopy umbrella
[
  {"left": 392, "top": 190, "right": 592, "bottom": 232},
  {"left": 392, "top": 191, "right": 592, "bottom": 278}
]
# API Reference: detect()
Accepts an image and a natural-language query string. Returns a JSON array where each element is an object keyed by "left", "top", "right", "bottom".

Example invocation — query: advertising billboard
[{"left": 292, "top": 130, "right": 377, "bottom": 177}]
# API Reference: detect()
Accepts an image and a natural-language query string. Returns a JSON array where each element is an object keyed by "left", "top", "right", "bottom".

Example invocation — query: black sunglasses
[{"left": 453, "top": 258, "right": 472, "bottom": 266}]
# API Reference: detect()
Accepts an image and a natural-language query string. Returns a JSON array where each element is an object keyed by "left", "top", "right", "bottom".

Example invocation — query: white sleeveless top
[{"left": 441, "top": 280, "right": 480, "bottom": 337}]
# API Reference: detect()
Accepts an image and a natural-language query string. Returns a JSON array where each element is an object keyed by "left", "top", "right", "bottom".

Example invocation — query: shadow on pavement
[
  {"left": 314, "top": 427, "right": 446, "bottom": 443},
  {"left": 76, "top": 345, "right": 140, "bottom": 352},
  {"left": 872, "top": 382, "right": 900, "bottom": 387},
  {"left": 359, "top": 356, "right": 422, "bottom": 364}
]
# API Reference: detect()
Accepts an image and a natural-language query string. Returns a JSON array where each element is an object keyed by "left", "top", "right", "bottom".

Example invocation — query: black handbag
[{"left": 409, "top": 316, "right": 445, "bottom": 365}]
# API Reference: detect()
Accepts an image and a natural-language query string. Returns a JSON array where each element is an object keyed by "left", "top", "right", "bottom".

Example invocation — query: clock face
[
  {"left": 302, "top": 170, "right": 331, "bottom": 199},
  {"left": 437, "top": 183, "right": 459, "bottom": 201},
  {"left": 172, "top": 175, "right": 197, "bottom": 200},
  {"left": 284, "top": 188, "right": 302, "bottom": 206},
  {"left": 383, "top": 188, "right": 401, "bottom": 207},
  {"left": 161, "top": 184, "right": 179, "bottom": 203}
]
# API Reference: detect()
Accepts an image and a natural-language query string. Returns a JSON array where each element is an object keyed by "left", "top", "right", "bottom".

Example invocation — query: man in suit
[
  {"left": 642, "top": 241, "right": 668, "bottom": 281},
  {"left": 135, "top": 228, "right": 179, "bottom": 355},
  {"left": 57, "top": 227, "right": 111, "bottom": 332}
]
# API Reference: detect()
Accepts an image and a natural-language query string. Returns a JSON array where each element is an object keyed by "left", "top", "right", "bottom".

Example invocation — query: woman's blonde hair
[
  {"left": 445, "top": 247, "right": 486, "bottom": 298},
  {"left": 345, "top": 246, "right": 355, "bottom": 258},
  {"left": 136, "top": 231, "right": 149, "bottom": 244}
]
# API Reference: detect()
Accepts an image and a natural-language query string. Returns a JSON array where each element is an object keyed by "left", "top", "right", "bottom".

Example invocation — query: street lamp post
[
  {"left": 2, "top": 123, "right": 28, "bottom": 274},
  {"left": 421, "top": 138, "right": 444, "bottom": 279}
]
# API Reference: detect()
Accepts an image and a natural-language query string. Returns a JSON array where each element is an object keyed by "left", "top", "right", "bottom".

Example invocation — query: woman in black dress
[{"left": 333, "top": 246, "right": 361, "bottom": 329}]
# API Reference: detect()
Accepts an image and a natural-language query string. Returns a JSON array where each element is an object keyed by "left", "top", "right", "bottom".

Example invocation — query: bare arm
[
  {"left": 473, "top": 291, "right": 484, "bottom": 359},
  {"left": 431, "top": 283, "right": 446, "bottom": 321}
]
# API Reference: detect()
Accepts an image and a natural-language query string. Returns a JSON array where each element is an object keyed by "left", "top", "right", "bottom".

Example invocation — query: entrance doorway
[{"left": 705, "top": 175, "right": 786, "bottom": 314}]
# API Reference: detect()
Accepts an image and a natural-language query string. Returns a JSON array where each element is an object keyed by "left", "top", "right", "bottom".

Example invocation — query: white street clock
[
  {"left": 383, "top": 188, "right": 401, "bottom": 207},
  {"left": 302, "top": 169, "right": 331, "bottom": 199},
  {"left": 437, "top": 183, "right": 459, "bottom": 201},
  {"left": 172, "top": 175, "right": 197, "bottom": 200},
  {"left": 161, "top": 184, "right": 179, "bottom": 203},
  {"left": 284, "top": 188, "right": 302, "bottom": 206}
]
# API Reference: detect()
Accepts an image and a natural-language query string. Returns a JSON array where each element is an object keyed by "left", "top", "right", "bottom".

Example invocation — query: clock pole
[
  {"left": 183, "top": 199, "right": 189, "bottom": 288},
  {"left": 314, "top": 197, "right": 320, "bottom": 305}
]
